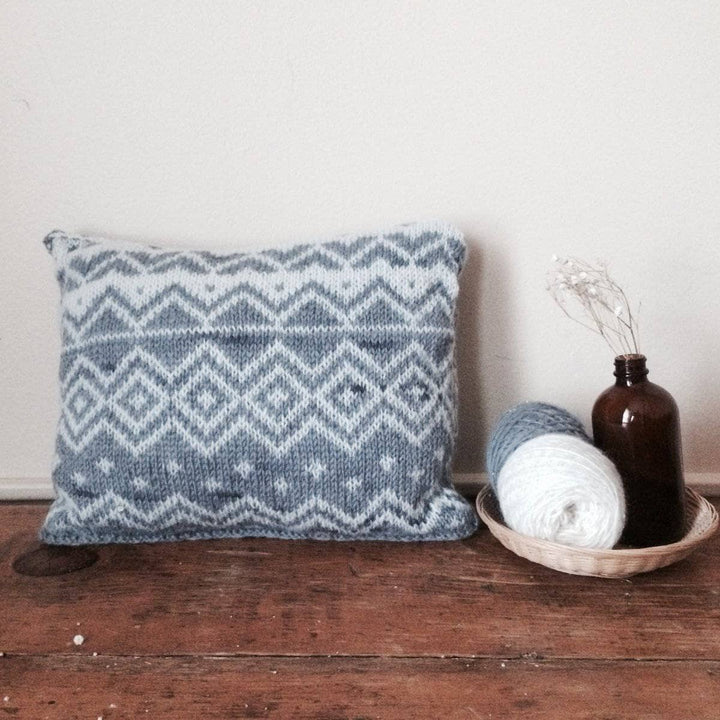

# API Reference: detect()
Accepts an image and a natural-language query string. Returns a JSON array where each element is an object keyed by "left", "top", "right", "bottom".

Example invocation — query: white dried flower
[
  {"left": 73, "top": 634, "right": 85, "bottom": 646},
  {"left": 547, "top": 256, "right": 640, "bottom": 356}
]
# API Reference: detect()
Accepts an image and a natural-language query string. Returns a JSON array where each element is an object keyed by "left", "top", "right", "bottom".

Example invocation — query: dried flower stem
[{"left": 547, "top": 256, "right": 640, "bottom": 357}]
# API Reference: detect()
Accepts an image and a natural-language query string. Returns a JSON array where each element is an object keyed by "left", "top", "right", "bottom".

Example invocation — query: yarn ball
[
  {"left": 486, "top": 402, "right": 625, "bottom": 549},
  {"left": 495, "top": 433, "right": 626, "bottom": 549},
  {"left": 486, "top": 402, "right": 589, "bottom": 489}
]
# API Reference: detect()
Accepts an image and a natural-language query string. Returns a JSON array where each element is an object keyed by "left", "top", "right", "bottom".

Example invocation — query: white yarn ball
[{"left": 496, "top": 433, "right": 626, "bottom": 549}]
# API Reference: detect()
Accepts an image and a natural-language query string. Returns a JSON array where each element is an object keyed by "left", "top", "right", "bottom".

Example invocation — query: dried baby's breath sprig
[{"left": 547, "top": 255, "right": 640, "bottom": 357}]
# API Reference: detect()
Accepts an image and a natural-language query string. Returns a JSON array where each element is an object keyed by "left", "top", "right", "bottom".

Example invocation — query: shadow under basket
[{"left": 476, "top": 486, "right": 718, "bottom": 578}]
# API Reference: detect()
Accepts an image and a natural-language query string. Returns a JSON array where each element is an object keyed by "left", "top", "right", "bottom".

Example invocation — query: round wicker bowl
[{"left": 476, "top": 486, "right": 718, "bottom": 578}]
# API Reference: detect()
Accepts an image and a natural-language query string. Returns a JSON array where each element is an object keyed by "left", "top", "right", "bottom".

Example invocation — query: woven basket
[{"left": 476, "top": 486, "right": 718, "bottom": 578}]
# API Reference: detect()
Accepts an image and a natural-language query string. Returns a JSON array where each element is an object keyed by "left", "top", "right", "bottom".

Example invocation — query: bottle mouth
[{"left": 614, "top": 353, "right": 648, "bottom": 379}]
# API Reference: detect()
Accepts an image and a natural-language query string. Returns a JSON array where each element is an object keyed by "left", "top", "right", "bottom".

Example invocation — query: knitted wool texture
[
  {"left": 487, "top": 403, "right": 625, "bottom": 549},
  {"left": 41, "top": 222, "right": 478, "bottom": 544}
]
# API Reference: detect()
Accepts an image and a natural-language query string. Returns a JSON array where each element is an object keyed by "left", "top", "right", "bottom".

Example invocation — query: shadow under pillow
[{"left": 41, "top": 222, "right": 478, "bottom": 543}]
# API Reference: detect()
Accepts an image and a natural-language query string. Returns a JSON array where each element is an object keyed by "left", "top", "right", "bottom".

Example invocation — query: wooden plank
[
  {"left": 1, "top": 655, "right": 719, "bottom": 720},
  {"left": 2, "top": 503, "right": 720, "bottom": 660}
]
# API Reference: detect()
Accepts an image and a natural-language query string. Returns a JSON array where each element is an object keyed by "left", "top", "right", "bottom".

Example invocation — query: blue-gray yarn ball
[{"left": 486, "top": 402, "right": 589, "bottom": 489}]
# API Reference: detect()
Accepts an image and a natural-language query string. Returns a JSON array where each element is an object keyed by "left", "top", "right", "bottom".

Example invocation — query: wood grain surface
[
  {"left": 2, "top": 656, "right": 720, "bottom": 720},
  {"left": 2, "top": 502, "right": 719, "bottom": 718}
]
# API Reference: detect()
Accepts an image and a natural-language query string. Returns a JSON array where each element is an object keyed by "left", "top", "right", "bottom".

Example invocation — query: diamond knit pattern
[{"left": 41, "top": 222, "right": 477, "bottom": 543}]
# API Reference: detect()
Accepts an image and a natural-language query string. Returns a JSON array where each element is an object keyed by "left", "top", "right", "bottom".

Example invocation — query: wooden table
[{"left": 1, "top": 501, "right": 719, "bottom": 719}]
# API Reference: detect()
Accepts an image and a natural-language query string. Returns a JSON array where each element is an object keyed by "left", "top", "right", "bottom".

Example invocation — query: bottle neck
[{"left": 614, "top": 354, "right": 648, "bottom": 386}]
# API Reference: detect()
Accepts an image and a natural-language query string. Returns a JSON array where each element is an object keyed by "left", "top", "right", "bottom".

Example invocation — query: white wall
[{"left": 2, "top": 0, "right": 720, "bottom": 485}]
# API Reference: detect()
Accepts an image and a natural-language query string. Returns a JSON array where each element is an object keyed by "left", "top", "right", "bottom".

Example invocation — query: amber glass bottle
[{"left": 592, "top": 354, "right": 686, "bottom": 547}]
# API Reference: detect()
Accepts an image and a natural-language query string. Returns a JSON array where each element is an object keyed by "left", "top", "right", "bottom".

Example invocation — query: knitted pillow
[{"left": 41, "top": 222, "right": 478, "bottom": 544}]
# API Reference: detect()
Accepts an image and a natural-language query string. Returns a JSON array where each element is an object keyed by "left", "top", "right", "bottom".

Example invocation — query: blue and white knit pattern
[{"left": 41, "top": 222, "right": 478, "bottom": 544}]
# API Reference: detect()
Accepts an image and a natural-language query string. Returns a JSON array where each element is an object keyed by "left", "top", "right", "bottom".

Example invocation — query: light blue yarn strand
[{"left": 486, "top": 402, "right": 589, "bottom": 489}]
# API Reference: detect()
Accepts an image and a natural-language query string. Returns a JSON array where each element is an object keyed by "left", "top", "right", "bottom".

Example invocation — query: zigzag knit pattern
[{"left": 41, "top": 222, "right": 478, "bottom": 544}]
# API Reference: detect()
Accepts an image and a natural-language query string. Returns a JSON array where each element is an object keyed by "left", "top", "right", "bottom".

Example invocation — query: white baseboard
[
  {"left": 0, "top": 477, "right": 57, "bottom": 500},
  {"left": 1, "top": 472, "right": 719, "bottom": 500}
]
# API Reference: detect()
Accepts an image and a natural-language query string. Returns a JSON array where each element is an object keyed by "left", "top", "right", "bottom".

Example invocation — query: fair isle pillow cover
[{"left": 41, "top": 222, "right": 477, "bottom": 544}]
